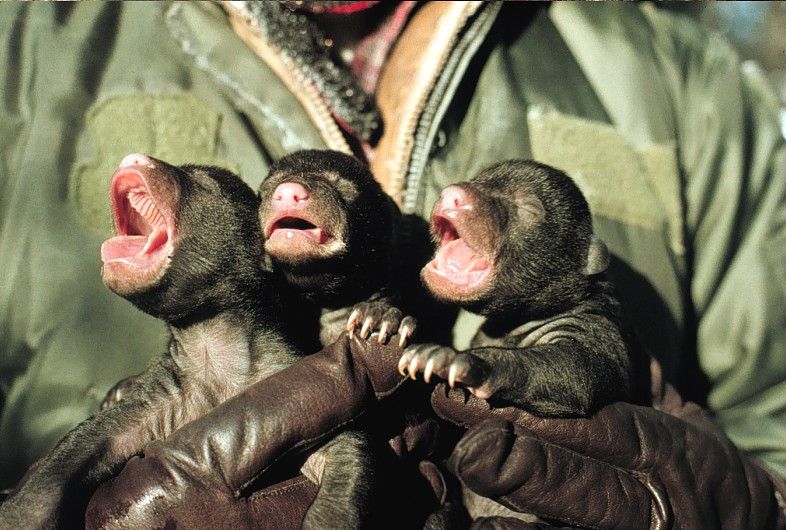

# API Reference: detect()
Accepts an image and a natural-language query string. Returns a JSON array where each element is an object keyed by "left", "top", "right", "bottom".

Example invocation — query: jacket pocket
[{"left": 68, "top": 93, "right": 231, "bottom": 234}]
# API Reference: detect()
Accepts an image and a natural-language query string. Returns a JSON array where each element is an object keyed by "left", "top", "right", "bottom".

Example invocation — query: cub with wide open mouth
[
  {"left": 421, "top": 183, "right": 498, "bottom": 304},
  {"left": 258, "top": 150, "right": 399, "bottom": 311},
  {"left": 9, "top": 154, "right": 303, "bottom": 529},
  {"left": 404, "top": 159, "right": 631, "bottom": 410},
  {"left": 419, "top": 162, "right": 607, "bottom": 318},
  {"left": 101, "top": 153, "right": 178, "bottom": 298},
  {"left": 100, "top": 153, "right": 265, "bottom": 322}
]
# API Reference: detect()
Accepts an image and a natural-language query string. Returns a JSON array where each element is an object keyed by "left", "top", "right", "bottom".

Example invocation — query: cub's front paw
[
  {"left": 346, "top": 301, "right": 416, "bottom": 346},
  {"left": 399, "top": 345, "right": 492, "bottom": 398}
]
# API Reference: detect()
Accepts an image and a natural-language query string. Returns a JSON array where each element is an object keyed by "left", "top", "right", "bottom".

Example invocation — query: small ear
[{"left": 583, "top": 236, "right": 610, "bottom": 275}]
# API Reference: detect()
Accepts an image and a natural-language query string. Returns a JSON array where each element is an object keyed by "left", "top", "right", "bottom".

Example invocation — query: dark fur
[
  {"left": 401, "top": 160, "right": 647, "bottom": 524},
  {"left": 259, "top": 150, "right": 407, "bottom": 529},
  {"left": 0, "top": 161, "right": 302, "bottom": 528},
  {"left": 406, "top": 160, "right": 641, "bottom": 417},
  {"left": 84, "top": 151, "right": 399, "bottom": 529},
  {"left": 91, "top": 151, "right": 403, "bottom": 529},
  {"left": 259, "top": 149, "right": 400, "bottom": 347}
]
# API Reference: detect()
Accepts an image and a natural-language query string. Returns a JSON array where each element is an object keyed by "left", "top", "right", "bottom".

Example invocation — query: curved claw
[
  {"left": 423, "top": 358, "right": 435, "bottom": 383},
  {"left": 448, "top": 363, "right": 458, "bottom": 389},
  {"left": 377, "top": 321, "right": 391, "bottom": 344},
  {"left": 408, "top": 356, "right": 421, "bottom": 380},
  {"left": 398, "top": 317, "right": 417, "bottom": 347},
  {"left": 398, "top": 354, "right": 411, "bottom": 376},
  {"left": 100, "top": 376, "right": 139, "bottom": 411},
  {"left": 346, "top": 308, "right": 361, "bottom": 339},
  {"left": 360, "top": 316, "right": 374, "bottom": 339}
]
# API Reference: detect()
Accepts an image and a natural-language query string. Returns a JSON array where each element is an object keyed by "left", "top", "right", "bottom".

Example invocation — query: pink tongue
[
  {"left": 269, "top": 227, "right": 326, "bottom": 244},
  {"left": 101, "top": 226, "right": 169, "bottom": 266},
  {"left": 438, "top": 239, "right": 487, "bottom": 273},
  {"left": 101, "top": 236, "right": 147, "bottom": 262}
]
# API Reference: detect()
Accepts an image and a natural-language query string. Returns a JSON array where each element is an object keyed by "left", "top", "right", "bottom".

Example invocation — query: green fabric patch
[
  {"left": 527, "top": 106, "right": 685, "bottom": 256},
  {"left": 69, "top": 93, "right": 233, "bottom": 234}
]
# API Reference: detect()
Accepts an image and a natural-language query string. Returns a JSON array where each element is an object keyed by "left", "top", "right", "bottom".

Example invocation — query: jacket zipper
[
  {"left": 380, "top": 2, "right": 483, "bottom": 206},
  {"left": 402, "top": 2, "right": 501, "bottom": 214}
]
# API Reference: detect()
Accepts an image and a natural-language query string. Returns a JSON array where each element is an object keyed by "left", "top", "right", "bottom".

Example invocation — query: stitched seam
[
  {"left": 248, "top": 476, "right": 313, "bottom": 499},
  {"left": 385, "top": 2, "right": 481, "bottom": 200}
]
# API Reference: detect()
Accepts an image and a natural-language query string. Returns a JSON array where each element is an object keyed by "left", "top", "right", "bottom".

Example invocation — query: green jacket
[{"left": 1, "top": 2, "right": 785, "bottom": 487}]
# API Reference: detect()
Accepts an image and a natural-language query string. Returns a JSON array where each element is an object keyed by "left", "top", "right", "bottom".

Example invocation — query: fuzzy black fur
[
  {"left": 93, "top": 151, "right": 405, "bottom": 529},
  {"left": 126, "top": 165, "right": 274, "bottom": 326},
  {"left": 0, "top": 160, "right": 307, "bottom": 528},
  {"left": 259, "top": 149, "right": 400, "bottom": 348},
  {"left": 407, "top": 160, "right": 646, "bottom": 418},
  {"left": 258, "top": 149, "right": 414, "bottom": 529}
]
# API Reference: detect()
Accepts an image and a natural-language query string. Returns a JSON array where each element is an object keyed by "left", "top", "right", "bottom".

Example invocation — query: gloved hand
[
  {"left": 431, "top": 360, "right": 786, "bottom": 530},
  {"left": 85, "top": 333, "right": 408, "bottom": 530}
]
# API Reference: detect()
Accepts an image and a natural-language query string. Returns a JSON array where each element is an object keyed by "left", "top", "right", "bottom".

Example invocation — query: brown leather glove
[
  {"left": 85, "top": 333, "right": 408, "bottom": 529},
  {"left": 432, "top": 360, "right": 786, "bottom": 530}
]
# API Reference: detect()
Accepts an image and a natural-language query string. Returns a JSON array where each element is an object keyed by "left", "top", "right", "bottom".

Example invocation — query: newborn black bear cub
[
  {"left": 401, "top": 159, "right": 638, "bottom": 417},
  {"left": 258, "top": 150, "right": 418, "bottom": 529},
  {"left": 258, "top": 149, "right": 415, "bottom": 349},
  {"left": 0, "top": 154, "right": 301, "bottom": 528}
]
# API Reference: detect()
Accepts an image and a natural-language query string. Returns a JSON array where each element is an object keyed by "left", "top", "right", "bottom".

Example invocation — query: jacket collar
[
  {"left": 372, "top": 1, "right": 483, "bottom": 198},
  {"left": 222, "top": 1, "right": 494, "bottom": 203}
]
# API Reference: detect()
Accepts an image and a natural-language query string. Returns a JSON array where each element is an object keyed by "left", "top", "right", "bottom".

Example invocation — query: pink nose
[
  {"left": 272, "top": 182, "right": 310, "bottom": 207},
  {"left": 119, "top": 153, "right": 155, "bottom": 168},
  {"left": 439, "top": 185, "right": 468, "bottom": 210}
]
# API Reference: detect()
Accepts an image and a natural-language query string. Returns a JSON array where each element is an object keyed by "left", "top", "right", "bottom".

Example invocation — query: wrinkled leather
[
  {"left": 432, "top": 360, "right": 786, "bottom": 530},
  {"left": 85, "top": 331, "right": 786, "bottom": 530},
  {"left": 85, "top": 333, "right": 408, "bottom": 529},
  {"left": 89, "top": 472, "right": 318, "bottom": 530}
]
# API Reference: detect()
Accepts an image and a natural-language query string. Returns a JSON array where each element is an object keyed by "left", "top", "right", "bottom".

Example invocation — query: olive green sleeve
[
  {"left": 671, "top": 15, "right": 786, "bottom": 477},
  {"left": 0, "top": 3, "right": 25, "bottom": 211}
]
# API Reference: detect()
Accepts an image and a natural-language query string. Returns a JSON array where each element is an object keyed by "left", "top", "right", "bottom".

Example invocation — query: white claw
[
  {"left": 448, "top": 364, "right": 458, "bottom": 388},
  {"left": 346, "top": 308, "right": 360, "bottom": 338},
  {"left": 399, "top": 324, "right": 413, "bottom": 347},
  {"left": 378, "top": 321, "right": 390, "bottom": 344},
  {"left": 397, "top": 355, "right": 409, "bottom": 376},
  {"left": 423, "top": 359, "right": 435, "bottom": 383},
  {"left": 408, "top": 357, "right": 420, "bottom": 380},
  {"left": 360, "top": 317, "right": 374, "bottom": 339}
]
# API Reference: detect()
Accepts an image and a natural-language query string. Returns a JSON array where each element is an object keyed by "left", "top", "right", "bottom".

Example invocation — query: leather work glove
[
  {"left": 431, "top": 360, "right": 786, "bottom": 530},
  {"left": 85, "top": 333, "right": 409, "bottom": 530}
]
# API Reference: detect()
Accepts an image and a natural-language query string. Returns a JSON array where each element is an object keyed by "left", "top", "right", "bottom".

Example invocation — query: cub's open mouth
[
  {"left": 264, "top": 214, "right": 330, "bottom": 245},
  {"left": 101, "top": 167, "right": 174, "bottom": 271},
  {"left": 423, "top": 213, "right": 492, "bottom": 289}
]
